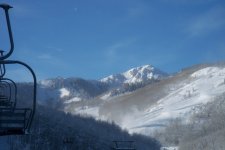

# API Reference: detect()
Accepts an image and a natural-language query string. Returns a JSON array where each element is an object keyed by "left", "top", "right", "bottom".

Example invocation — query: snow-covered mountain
[
  {"left": 37, "top": 65, "right": 167, "bottom": 105},
  {"left": 96, "top": 65, "right": 168, "bottom": 100},
  {"left": 69, "top": 64, "right": 225, "bottom": 135},
  {"left": 15, "top": 63, "right": 225, "bottom": 137},
  {"left": 10, "top": 63, "right": 225, "bottom": 150},
  {"left": 101, "top": 65, "right": 168, "bottom": 87}
]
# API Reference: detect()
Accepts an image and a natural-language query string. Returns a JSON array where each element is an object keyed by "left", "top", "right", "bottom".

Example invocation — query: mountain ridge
[{"left": 37, "top": 64, "right": 168, "bottom": 105}]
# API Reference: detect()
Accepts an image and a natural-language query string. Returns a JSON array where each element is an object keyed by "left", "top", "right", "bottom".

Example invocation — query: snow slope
[
  {"left": 73, "top": 65, "right": 225, "bottom": 135},
  {"left": 124, "top": 67, "right": 225, "bottom": 134}
]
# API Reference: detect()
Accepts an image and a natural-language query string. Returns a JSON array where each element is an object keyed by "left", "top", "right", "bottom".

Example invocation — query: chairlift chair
[{"left": 0, "top": 3, "right": 37, "bottom": 136}]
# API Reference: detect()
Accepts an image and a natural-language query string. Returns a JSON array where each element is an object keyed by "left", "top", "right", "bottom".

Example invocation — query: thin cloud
[
  {"left": 37, "top": 54, "right": 53, "bottom": 60},
  {"left": 186, "top": 6, "right": 225, "bottom": 37},
  {"left": 6, "top": 68, "right": 33, "bottom": 82},
  {"left": 127, "top": 3, "right": 148, "bottom": 18},
  {"left": 105, "top": 43, "right": 124, "bottom": 64},
  {"left": 10, "top": 2, "right": 36, "bottom": 18},
  {"left": 46, "top": 46, "right": 64, "bottom": 53},
  {"left": 15, "top": 47, "right": 69, "bottom": 72},
  {"left": 104, "top": 38, "right": 137, "bottom": 64},
  {"left": 73, "top": 7, "right": 78, "bottom": 13}
]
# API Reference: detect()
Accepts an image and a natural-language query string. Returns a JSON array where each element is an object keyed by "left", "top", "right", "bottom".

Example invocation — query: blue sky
[{"left": 1, "top": 0, "right": 225, "bottom": 81}]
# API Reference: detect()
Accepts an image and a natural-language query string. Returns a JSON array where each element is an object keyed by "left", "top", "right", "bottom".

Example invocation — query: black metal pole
[{"left": 0, "top": 4, "right": 14, "bottom": 60}]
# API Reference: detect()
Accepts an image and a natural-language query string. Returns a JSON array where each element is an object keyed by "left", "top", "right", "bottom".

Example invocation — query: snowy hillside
[
  {"left": 71, "top": 64, "right": 225, "bottom": 135},
  {"left": 123, "top": 66, "right": 225, "bottom": 134},
  {"left": 38, "top": 77, "right": 109, "bottom": 105}
]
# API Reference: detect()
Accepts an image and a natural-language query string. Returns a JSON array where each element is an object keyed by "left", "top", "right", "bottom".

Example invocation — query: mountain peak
[{"left": 100, "top": 65, "right": 168, "bottom": 86}]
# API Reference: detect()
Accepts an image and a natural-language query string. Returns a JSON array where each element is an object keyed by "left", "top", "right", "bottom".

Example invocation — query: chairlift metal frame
[
  {"left": 0, "top": 80, "right": 12, "bottom": 107},
  {"left": 0, "top": 51, "right": 6, "bottom": 78},
  {"left": 0, "top": 78, "right": 18, "bottom": 108}
]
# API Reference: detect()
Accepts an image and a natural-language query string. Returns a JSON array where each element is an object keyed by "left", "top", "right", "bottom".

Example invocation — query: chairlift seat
[{"left": 0, "top": 108, "right": 32, "bottom": 135}]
